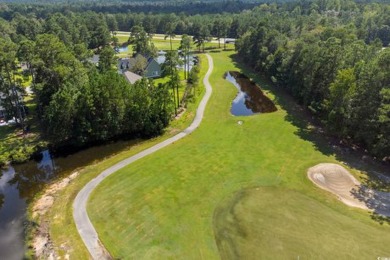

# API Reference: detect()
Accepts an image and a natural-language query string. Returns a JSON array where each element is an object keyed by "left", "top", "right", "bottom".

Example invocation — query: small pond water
[
  {"left": 156, "top": 52, "right": 197, "bottom": 73},
  {"left": 225, "top": 71, "right": 277, "bottom": 116},
  {"left": 0, "top": 140, "right": 137, "bottom": 259},
  {"left": 117, "top": 46, "right": 129, "bottom": 53}
]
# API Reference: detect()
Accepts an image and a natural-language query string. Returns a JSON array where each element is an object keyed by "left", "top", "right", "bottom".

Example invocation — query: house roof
[
  {"left": 156, "top": 55, "right": 165, "bottom": 65},
  {"left": 123, "top": 71, "right": 142, "bottom": 84},
  {"left": 87, "top": 55, "right": 100, "bottom": 64}
]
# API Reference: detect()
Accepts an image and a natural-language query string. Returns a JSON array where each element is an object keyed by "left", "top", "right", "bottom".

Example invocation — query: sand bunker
[{"left": 308, "top": 163, "right": 390, "bottom": 217}]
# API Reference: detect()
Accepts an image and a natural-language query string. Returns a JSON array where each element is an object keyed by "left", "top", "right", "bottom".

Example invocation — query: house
[
  {"left": 117, "top": 54, "right": 162, "bottom": 78},
  {"left": 224, "top": 38, "right": 236, "bottom": 44},
  {"left": 87, "top": 55, "right": 100, "bottom": 65},
  {"left": 0, "top": 103, "right": 6, "bottom": 119},
  {"left": 118, "top": 57, "right": 134, "bottom": 74},
  {"left": 123, "top": 71, "right": 142, "bottom": 84},
  {"left": 20, "top": 62, "right": 29, "bottom": 72},
  {"left": 0, "top": 90, "right": 25, "bottom": 120},
  {"left": 144, "top": 57, "right": 161, "bottom": 78},
  {"left": 0, "top": 92, "right": 8, "bottom": 119}
]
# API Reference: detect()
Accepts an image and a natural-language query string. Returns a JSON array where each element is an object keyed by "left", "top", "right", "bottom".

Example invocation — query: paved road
[{"left": 73, "top": 54, "right": 214, "bottom": 259}]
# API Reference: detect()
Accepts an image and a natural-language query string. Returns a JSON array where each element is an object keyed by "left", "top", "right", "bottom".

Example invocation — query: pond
[
  {"left": 117, "top": 46, "right": 129, "bottom": 53},
  {"left": 0, "top": 140, "right": 137, "bottom": 259},
  {"left": 156, "top": 52, "right": 197, "bottom": 73},
  {"left": 225, "top": 71, "right": 277, "bottom": 116}
]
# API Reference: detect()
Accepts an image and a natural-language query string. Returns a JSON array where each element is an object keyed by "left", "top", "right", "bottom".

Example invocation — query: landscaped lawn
[{"left": 87, "top": 51, "right": 390, "bottom": 259}]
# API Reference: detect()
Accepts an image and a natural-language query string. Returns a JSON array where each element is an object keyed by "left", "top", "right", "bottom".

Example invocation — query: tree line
[
  {"left": 0, "top": 0, "right": 261, "bottom": 19},
  {"left": 0, "top": 12, "right": 173, "bottom": 151},
  {"left": 2, "top": 1, "right": 389, "bottom": 46},
  {"left": 235, "top": 0, "right": 389, "bottom": 159},
  {"left": 1, "top": 0, "right": 389, "bottom": 159}
]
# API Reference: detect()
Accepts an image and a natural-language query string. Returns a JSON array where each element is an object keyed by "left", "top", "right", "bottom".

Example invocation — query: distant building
[
  {"left": 0, "top": 90, "right": 23, "bottom": 119},
  {"left": 144, "top": 57, "right": 162, "bottom": 78},
  {"left": 224, "top": 38, "right": 236, "bottom": 44},
  {"left": 87, "top": 55, "right": 100, "bottom": 65},
  {"left": 0, "top": 92, "right": 9, "bottom": 118},
  {"left": 123, "top": 71, "right": 142, "bottom": 84},
  {"left": 0, "top": 103, "right": 6, "bottom": 118},
  {"left": 118, "top": 57, "right": 134, "bottom": 74},
  {"left": 20, "top": 62, "right": 29, "bottom": 72},
  {"left": 117, "top": 54, "right": 162, "bottom": 79}
]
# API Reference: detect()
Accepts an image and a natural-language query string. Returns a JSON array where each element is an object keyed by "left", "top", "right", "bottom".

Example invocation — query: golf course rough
[{"left": 87, "top": 51, "right": 390, "bottom": 259}]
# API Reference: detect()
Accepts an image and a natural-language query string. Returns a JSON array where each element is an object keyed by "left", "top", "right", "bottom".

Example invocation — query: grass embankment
[
  {"left": 38, "top": 55, "right": 208, "bottom": 259},
  {"left": 87, "top": 51, "right": 390, "bottom": 259}
]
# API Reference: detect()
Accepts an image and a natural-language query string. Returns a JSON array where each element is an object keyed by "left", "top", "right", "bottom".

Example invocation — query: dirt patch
[
  {"left": 31, "top": 171, "right": 80, "bottom": 259},
  {"left": 308, "top": 163, "right": 390, "bottom": 216},
  {"left": 174, "top": 107, "right": 186, "bottom": 120}
]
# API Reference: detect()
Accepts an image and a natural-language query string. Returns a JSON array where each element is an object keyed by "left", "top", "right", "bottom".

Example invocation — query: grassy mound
[{"left": 214, "top": 186, "right": 390, "bottom": 259}]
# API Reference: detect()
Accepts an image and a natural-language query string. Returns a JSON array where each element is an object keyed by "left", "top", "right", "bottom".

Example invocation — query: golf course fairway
[{"left": 87, "top": 51, "right": 390, "bottom": 259}]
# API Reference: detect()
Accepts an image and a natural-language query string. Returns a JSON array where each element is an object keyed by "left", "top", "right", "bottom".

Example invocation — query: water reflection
[
  {"left": 225, "top": 71, "right": 277, "bottom": 116},
  {"left": 0, "top": 167, "right": 26, "bottom": 260},
  {"left": 0, "top": 139, "right": 138, "bottom": 259}
]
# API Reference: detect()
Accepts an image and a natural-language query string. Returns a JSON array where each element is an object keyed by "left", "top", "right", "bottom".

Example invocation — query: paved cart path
[{"left": 73, "top": 54, "right": 214, "bottom": 259}]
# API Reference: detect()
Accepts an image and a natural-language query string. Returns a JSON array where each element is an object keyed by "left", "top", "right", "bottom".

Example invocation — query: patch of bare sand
[
  {"left": 31, "top": 171, "right": 80, "bottom": 259},
  {"left": 308, "top": 163, "right": 390, "bottom": 217}
]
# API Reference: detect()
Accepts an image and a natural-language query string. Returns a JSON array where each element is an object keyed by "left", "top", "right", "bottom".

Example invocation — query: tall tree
[
  {"left": 326, "top": 68, "right": 356, "bottom": 135},
  {"left": 98, "top": 46, "right": 115, "bottom": 72},
  {"left": 212, "top": 15, "right": 228, "bottom": 49},
  {"left": 163, "top": 50, "right": 182, "bottom": 111},
  {"left": 193, "top": 24, "right": 210, "bottom": 52},
  {"left": 164, "top": 14, "right": 177, "bottom": 51},
  {"left": 17, "top": 40, "right": 36, "bottom": 89},
  {"left": 179, "top": 34, "right": 191, "bottom": 79},
  {"left": 129, "top": 25, "right": 157, "bottom": 58},
  {"left": 0, "top": 38, "right": 25, "bottom": 126}
]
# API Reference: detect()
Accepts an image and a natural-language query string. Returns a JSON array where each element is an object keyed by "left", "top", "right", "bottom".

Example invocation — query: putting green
[
  {"left": 88, "top": 51, "right": 390, "bottom": 259},
  {"left": 214, "top": 187, "right": 390, "bottom": 259}
]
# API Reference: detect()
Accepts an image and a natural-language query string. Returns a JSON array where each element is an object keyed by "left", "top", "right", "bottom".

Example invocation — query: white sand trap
[{"left": 308, "top": 163, "right": 390, "bottom": 217}]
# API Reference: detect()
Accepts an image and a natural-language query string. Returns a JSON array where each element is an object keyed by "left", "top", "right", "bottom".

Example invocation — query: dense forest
[
  {"left": 0, "top": 11, "right": 174, "bottom": 155},
  {"left": 235, "top": 0, "right": 390, "bottom": 159},
  {"left": 0, "top": 0, "right": 389, "bottom": 160}
]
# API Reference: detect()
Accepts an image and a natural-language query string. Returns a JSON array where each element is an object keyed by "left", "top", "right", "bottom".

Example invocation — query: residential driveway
[{"left": 73, "top": 54, "right": 214, "bottom": 259}]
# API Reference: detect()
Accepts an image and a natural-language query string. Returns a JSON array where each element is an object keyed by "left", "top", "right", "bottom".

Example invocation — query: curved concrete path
[{"left": 73, "top": 54, "right": 214, "bottom": 259}]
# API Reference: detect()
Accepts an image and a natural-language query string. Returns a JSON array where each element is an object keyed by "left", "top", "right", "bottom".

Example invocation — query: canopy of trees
[
  {"left": 0, "top": 10, "right": 173, "bottom": 149},
  {"left": 0, "top": 0, "right": 388, "bottom": 159},
  {"left": 235, "top": 0, "right": 390, "bottom": 159}
]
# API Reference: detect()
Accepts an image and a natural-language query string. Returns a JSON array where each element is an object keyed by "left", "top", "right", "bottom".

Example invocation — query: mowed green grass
[
  {"left": 88, "top": 51, "right": 390, "bottom": 259},
  {"left": 115, "top": 34, "right": 233, "bottom": 52},
  {"left": 43, "top": 55, "right": 208, "bottom": 259},
  {"left": 214, "top": 187, "right": 390, "bottom": 259}
]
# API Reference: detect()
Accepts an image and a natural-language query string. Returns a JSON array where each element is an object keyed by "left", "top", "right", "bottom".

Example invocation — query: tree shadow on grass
[
  {"left": 350, "top": 185, "right": 390, "bottom": 225},
  {"left": 229, "top": 53, "right": 390, "bottom": 223},
  {"left": 0, "top": 125, "right": 18, "bottom": 141}
]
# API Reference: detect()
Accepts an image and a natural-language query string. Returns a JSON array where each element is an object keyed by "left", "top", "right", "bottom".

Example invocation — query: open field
[
  {"left": 115, "top": 34, "right": 234, "bottom": 53},
  {"left": 87, "top": 51, "right": 390, "bottom": 258}
]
